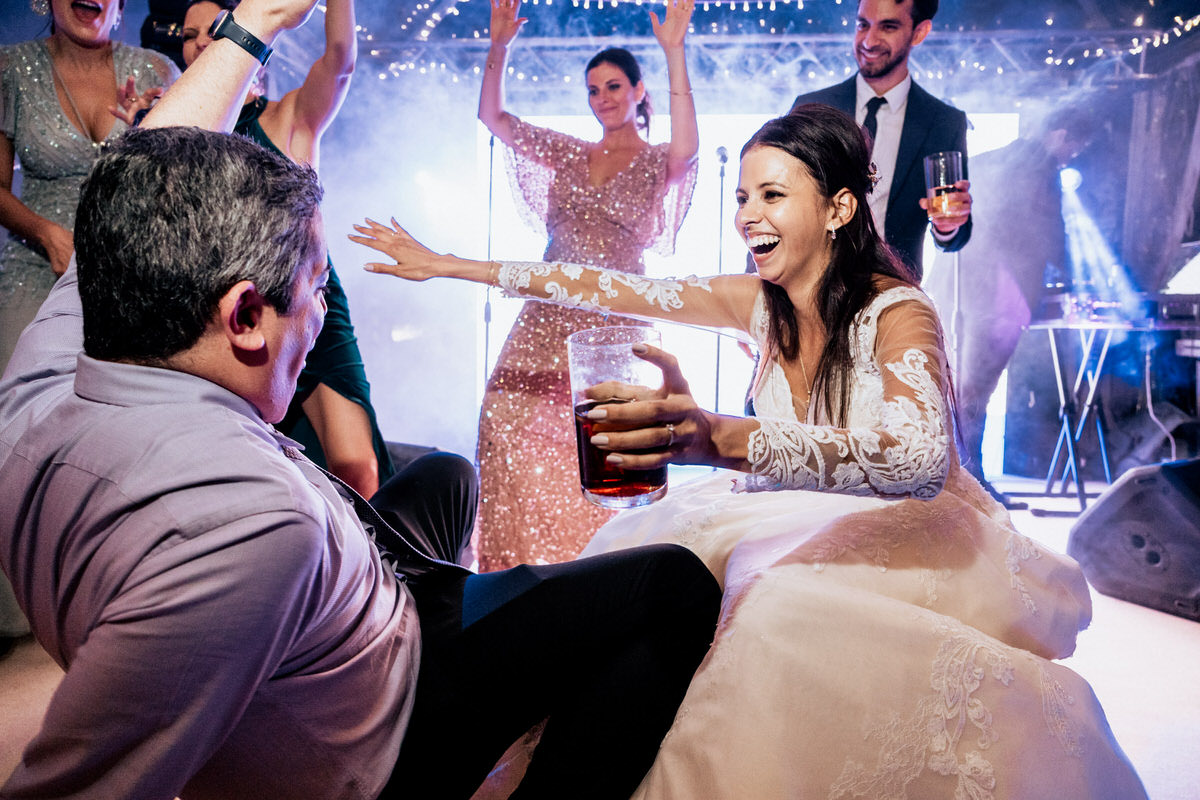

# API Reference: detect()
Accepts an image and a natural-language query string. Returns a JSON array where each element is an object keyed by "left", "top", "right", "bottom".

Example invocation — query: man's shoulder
[
  {"left": 908, "top": 80, "right": 967, "bottom": 124},
  {"left": 791, "top": 78, "right": 855, "bottom": 113},
  {"left": 8, "top": 391, "right": 326, "bottom": 529},
  {"left": 91, "top": 401, "right": 317, "bottom": 507}
]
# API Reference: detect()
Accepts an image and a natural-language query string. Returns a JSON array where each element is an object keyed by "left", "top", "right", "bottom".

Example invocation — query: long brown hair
[{"left": 743, "top": 105, "right": 918, "bottom": 425}]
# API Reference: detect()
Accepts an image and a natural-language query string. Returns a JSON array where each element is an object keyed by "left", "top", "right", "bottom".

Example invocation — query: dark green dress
[{"left": 236, "top": 98, "right": 394, "bottom": 483}]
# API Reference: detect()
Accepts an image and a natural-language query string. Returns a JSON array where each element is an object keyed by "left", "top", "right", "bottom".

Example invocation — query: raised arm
[
  {"left": 350, "top": 217, "right": 757, "bottom": 333},
  {"left": 477, "top": 0, "right": 527, "bottom": 146},
  {"left": 581, "top": 293, "right": 954, "bottom": 500},
  {"left": 274, "top": 0, "right": 357, "bottom": 167},
  {"left": 650, "top": 0, "right": 699, "bottom": 186},
  {"left": 142, "top": 0, "right": 321, "bottom": 132}
]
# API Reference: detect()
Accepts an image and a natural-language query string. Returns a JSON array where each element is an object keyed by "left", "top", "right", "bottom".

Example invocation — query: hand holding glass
[
  {"left": 567, "top": 326, "right": 668, "bottom": 508},
  {"left": 923, "top": 151, "right": 966, "bottom": 221}
]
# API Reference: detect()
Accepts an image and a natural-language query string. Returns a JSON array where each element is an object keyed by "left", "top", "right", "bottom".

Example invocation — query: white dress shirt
[{"left": 855, "top": 72, "right": 911, "bottom": 241}]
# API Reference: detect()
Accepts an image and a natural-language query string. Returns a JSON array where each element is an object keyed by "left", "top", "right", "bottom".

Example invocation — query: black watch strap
[{"left": 209, "top": 11, "right": 273, "bottom": 66}]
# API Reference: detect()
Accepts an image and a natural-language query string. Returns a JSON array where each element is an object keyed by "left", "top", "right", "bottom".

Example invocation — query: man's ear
[
  {"left": 216, "top": 280, "right": 269, "bottom": 353},
  {"left": 911, "top": 18, "right": 932, "bottom": 47}
]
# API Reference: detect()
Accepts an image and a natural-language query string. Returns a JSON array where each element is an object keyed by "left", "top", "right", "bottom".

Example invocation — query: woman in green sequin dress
[{"left": 181, "top": 0, "right": 393, "bottom": 499}]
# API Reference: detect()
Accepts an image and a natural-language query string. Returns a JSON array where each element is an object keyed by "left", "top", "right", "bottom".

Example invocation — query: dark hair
[
  {"left": 911, "top": 0, "right": 939, "bottom": 26},
  {"left": 186, "top": 0, "right": 238, "bottom": 12},
  {"left": 585, "top": 47, "right": 652, "bottom": 136},
  {"left": 75, "top": 126, "right": 324, "bottom": 363},
  {"left": 743, "top": 104, "right": 917, "bottom": 425},
  {"left": 183, "top": 1, "right": 266, "bottom": 91}
]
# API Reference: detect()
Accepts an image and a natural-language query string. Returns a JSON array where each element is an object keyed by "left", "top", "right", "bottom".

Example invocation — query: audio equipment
[{"left": 1067, "top": 458, "right": 1200, "bottom": 620}]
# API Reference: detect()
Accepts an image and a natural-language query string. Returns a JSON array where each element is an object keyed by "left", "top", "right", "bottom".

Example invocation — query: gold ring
[{"left": 665, "top": 423, "right": 676, "bottom": 447}]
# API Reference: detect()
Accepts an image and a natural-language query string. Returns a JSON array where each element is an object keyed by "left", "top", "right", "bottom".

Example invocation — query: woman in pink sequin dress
[{"left": 473, "top": 0, "right": 699, "bottom": 570}]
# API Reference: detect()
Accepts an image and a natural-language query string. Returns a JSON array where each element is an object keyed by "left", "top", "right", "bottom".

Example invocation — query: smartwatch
[{"left": 208, "top": 11, "right": 273, "bottom": 66}]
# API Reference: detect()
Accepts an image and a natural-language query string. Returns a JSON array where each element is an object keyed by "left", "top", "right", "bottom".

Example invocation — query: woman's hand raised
[
  {"left": 490, "top": 0, "right": 527, "bottom": 48},
  {"left": 650, "top": 0, "right": 694, "bottom": 52},
  {"left": 109, "top": 76, "right": 163, "bottom": 126}
]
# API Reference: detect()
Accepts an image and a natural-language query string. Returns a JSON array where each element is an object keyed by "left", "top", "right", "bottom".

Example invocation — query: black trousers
[{"left": 369, "top": 453, "right": 721, "bottom": 800}]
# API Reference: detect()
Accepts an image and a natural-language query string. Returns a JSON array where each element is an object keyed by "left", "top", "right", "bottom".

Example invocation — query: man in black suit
[{"left": 790, "top": 0, "right": 971, "bottom": 281}]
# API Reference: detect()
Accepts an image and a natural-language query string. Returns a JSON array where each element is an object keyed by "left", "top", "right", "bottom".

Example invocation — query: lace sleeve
[
  {"left": 502, "top": 117, "right": 587, "bottom": 240},
  {"left": 496, "top": 259, "right": 757, "bottom": 335},
  {"left": 737, "top": 290, "right": 953, "bottom": 499}
]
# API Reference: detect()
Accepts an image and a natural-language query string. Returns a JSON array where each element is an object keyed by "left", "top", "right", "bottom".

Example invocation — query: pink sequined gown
[{"left": 475, "top": 118, "right": 697, "bottom": 571}]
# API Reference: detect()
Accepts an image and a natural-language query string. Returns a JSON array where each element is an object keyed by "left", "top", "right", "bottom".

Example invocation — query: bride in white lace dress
[{"left": 352, "top": 105, "right": 1146, "bottom": 800}]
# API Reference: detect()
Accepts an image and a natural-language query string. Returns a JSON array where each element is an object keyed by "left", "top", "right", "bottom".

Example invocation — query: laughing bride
[{"left": 352, "top": 104, "right": 1146, "bottom": 800}]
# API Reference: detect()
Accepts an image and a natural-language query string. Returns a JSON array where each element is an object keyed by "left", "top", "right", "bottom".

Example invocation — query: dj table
[{"left": 1027, "top": 293, "right": 1200, "bottom": 511}]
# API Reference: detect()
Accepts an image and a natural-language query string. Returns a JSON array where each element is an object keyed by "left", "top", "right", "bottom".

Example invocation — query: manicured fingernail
[
  {"left": 586, "top": 408, "right": 608, "bottom": 420},
  {"left": 631, "top": 343, "right": 648, "bottom": 354},
  {"left": 590, "top": 434, "right": 609, "bottom": 446},
  {"left": 605, "top": 454, "right": 624, "bottom": 466}
]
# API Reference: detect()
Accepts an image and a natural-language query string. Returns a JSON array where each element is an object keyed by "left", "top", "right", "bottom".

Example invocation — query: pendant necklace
[{"left": 799, "top": 356, "right": 812, "bottom": 401}]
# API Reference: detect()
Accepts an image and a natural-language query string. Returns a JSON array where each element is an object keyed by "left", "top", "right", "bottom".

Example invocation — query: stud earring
[
  {"left": 828, "top": 227, "right": 837, "bottom": 241},
  {"left": 30, "top": 0, "right": 49, "bottom": 15}
]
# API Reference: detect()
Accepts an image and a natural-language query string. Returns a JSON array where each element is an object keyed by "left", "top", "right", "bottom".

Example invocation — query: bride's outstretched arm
[{"left": 350, "top": 217, "right": 758, "bottom": 332}]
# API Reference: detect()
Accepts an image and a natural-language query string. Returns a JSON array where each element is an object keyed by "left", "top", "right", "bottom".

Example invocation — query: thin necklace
[
  {"left": 46, "top": 41, "right": 113, "bottom": 145},
  {"left": 796, "top": 343, "right": 812, "bottom": 403}
]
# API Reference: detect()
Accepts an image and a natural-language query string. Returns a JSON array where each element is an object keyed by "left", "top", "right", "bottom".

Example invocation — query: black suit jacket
[{"left": 790, "top": 77, "right": 972, "bottom": 280}]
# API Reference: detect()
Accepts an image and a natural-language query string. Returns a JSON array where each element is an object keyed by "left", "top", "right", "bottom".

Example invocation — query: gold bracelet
[
  {"left": 488, "top": 260, "right": 500, "bottom": 287},
  {"left": 669, "top": 89, "right": 693, "bottom": 96}
]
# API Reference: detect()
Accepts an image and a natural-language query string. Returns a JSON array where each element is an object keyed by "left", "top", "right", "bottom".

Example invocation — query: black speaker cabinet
[{"left": 1067, "top": 458, "right": 1200, "bottom": 621}]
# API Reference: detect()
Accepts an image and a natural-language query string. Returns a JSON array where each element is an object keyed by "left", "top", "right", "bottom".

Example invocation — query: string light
[{"left": 338, "top": 5, "right": 1199, "bottom": 86}]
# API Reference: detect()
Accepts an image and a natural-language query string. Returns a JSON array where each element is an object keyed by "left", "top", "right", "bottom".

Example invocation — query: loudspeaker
[{"left": 1067, "top": 458, "right": 1200, "bottom": 621}]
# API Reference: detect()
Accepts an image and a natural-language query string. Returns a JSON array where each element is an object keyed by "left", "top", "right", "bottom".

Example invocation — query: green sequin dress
[{"left": 235, "top": 98, "right": 394, "bottom": 485}]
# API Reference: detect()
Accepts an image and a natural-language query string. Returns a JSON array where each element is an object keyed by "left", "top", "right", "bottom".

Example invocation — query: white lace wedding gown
[{"left": 490, "top": 260, "right": 1146, "bottom": 800}]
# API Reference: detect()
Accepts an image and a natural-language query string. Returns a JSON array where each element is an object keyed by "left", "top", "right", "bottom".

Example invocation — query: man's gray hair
[{"left": 76, "top": 126, "right": 324, "bottom": 363}]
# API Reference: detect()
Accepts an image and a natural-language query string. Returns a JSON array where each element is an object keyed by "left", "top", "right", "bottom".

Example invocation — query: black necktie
[{"left": 863, "top": 96, "right": 886, "bottom": 142}]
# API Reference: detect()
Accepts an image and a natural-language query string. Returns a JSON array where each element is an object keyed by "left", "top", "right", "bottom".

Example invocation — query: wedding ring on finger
[{"left": 665, "top": 423, "right": 676, "bottom": 447}]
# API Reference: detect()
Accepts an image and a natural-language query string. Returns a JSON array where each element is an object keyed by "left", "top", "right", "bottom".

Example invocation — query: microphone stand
[
  {"left": 713, "top": 146, "right": 728, "bottom": 413},
  {"left": 953, "top": 249, "right": 963, "bottom": 389},
  {"left": 484, "top": 134, "right": 495, "bottom": 389}
]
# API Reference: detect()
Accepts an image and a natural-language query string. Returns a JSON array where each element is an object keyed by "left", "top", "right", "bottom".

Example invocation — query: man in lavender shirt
[{"left": 0, "top": 3, "right": 720, "bottom": 797}]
